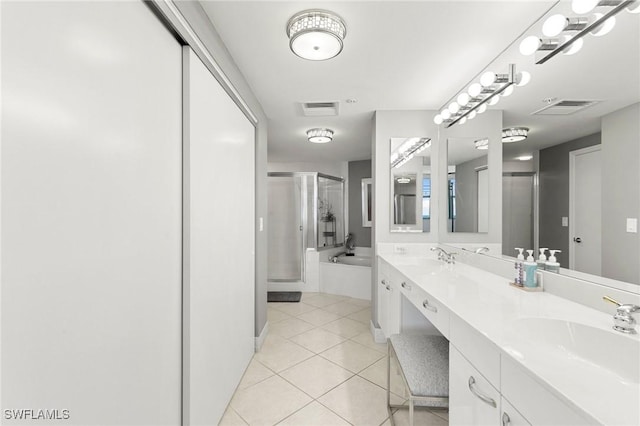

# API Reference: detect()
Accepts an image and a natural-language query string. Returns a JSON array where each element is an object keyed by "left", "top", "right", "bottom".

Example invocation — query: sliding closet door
[
  {"left": 1, "top": 2, "right": 182, "bottom": 424},
  {"left": 182, "top": 47, "right": 255, "bottom": 425}
]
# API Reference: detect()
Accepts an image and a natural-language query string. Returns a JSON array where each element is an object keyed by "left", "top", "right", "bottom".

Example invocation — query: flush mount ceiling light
[
  {"left": 397, "top": 177, "right": 411, "bottom": 184},
  {"left": 520, "top": 0, "right": 635, "bottom": 64},
  {"left": 474, "top": 138, "right": 489, "bottom": 150},
  {"left": 434, "top": 64, "right": 530, "bottom": 128},
  {"left": 286, "top": 9, "right": 346, "bottom": 61},
  {"left": 502, "top": 127, "right": 529, "bottom": 143},
  {"left": 306, "top": 128, "right": 334, "bottom": 143}
]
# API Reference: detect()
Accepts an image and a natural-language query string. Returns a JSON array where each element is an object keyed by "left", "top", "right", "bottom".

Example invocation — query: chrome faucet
[
  {"left": 474, "top": 246, "right": 490, "bottom": 254},
  {"left": 603, "top": 296, "right": 640, "bottom": 334},
  {"left": 431, "top": 247, "right": 457, "bottom": 264}
]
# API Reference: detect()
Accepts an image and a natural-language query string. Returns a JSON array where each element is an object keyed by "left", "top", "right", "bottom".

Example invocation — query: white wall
[
  {"left": 2, "top": 2, "right": 182, "bottom": 423},
  {"left": 601, "top": 102, "right": 640, "bottom": 284}
]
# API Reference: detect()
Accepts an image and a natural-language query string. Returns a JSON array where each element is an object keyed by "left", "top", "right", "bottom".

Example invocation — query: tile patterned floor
[{"left": 220, "top": 293, "right": 449, "bottom": 426}]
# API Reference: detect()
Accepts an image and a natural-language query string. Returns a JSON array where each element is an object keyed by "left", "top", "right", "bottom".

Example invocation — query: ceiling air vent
[
  {"left": 301, "top": 101, "right": 340, "bottom": 117},
  {"left": 532, "top": 99, "right": 600, "bottom": 115}
]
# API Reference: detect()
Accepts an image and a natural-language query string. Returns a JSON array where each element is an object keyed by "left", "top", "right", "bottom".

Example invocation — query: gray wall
[
  {"left": 602, "top": 103, "right": 640, "bottom": 284},
  {"left": 539, "top": 133, "right": 600, "bottom": 268},
  {"left": 175, "top": 2, "right": 269, "bottom": 338},
  {"left": 348, "top": 160, "right": 372, "bottom": 247},
  {"left": 453, "top": 155, "right": 488, "bottom": 233}
]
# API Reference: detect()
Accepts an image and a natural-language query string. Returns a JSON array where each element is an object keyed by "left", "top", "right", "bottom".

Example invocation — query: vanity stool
[{"left": 387, "top": 334, "right": 449, "bottom": 426}]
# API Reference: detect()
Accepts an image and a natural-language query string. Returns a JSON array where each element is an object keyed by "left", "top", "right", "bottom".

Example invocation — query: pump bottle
[
  {"left": 546, "top": 250, "right": 561, "bottom": 273},
  {"left": 524, "top": 250, "right": 537, "bottom": 287},
  {"left": 514, "top": 248, "right": 525, "bottom": 286},
  {"left": 537, "top": 248, "right": 548, "bottom": 270}
]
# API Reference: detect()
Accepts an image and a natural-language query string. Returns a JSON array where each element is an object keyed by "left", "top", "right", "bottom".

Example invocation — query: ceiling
[{"left": 200, "top": 1, "right": 640, "bottom": 163}]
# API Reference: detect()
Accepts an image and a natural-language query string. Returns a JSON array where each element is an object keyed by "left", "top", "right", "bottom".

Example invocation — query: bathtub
[{"left": 320, "top": 253, "right": 372, "bottom": 300}]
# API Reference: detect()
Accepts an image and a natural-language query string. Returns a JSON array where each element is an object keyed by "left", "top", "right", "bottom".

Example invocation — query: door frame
[{"left": 568, "top": 145, "right": 601, "bottom": 269}]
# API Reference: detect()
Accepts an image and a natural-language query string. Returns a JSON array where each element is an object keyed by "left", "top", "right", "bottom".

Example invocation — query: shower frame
[{"left": 267, "top": 171, "right": 345, "bottom": 283}]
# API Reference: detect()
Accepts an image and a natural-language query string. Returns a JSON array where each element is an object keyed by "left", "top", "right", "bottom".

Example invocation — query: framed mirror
[
  {"left": 361, "top": 178, "right": 372, "bottom": 227},
  {"left": 446, "top": 137, "right": 489, "bottom": 233},
  {"left": 389, "top": 137, "right": 431, "bottom": 233}
]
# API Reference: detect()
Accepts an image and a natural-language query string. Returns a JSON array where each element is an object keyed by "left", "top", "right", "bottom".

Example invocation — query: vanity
[{"left": 376, "top": 249, "right": 639, "bottom": 426}]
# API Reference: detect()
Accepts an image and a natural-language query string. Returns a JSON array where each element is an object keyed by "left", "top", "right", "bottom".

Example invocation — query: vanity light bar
[
  {"left": 522, "top": 0, "right": 635, "bottom": 64},
  {"left": 435, "top": 64, "right": 530, "bottom": 128},
  {"left": 391, "top": 137, "right": 431, "bottom": 169}
]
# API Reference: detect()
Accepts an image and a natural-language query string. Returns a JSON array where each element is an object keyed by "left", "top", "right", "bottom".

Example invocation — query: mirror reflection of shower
[{"left": 267, "top": 172, "right": 344, "bottom": 283}]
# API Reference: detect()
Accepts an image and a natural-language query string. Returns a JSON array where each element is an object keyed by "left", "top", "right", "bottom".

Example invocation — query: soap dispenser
[
  {"left": 537, "top": 248, "right": 548, "bottom": 270},
  {"left": 546, "top": 250, "right": 561, "bottom": 273},
  {"left": 514, "top": 248, "right": 525, "bottom": 286},
  {"left": 524, "top": 250, "right": 537, "bottom": 288}
]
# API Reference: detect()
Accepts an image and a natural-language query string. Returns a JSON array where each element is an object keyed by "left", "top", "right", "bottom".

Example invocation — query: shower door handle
[{"left": 299, "top": 226, "right": 303, "bottom": 231}]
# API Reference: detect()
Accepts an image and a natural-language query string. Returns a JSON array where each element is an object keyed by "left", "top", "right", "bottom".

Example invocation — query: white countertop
[{"left": 378, "top": 253, "right": 640, "bottom": 426}]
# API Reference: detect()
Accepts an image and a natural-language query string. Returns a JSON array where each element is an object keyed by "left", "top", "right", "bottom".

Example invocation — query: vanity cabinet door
[
  {"left": 501, "top": 398, "right": 531, "bottom": 426},
  {"left": 377, "top": 259, "right": 401, "bottom": 338},
  {"left": 450, "top": 345, "right": 501, "bottom": 426}
]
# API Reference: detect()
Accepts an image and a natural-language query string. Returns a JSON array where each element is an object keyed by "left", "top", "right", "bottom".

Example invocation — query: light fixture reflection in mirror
[
  {"left": 447, "top": 137, "right": 489, "bottom": 234},
  {"left": 389, "top": 137, "right": 431, "bottom": 233}
]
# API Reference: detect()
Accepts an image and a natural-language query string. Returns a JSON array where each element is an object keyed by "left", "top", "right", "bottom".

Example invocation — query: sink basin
[{"left": 506, "top": 318, "right": 639, "bottom": 385}]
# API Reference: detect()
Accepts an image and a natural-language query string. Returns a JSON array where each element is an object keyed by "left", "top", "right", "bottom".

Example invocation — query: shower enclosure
[{"left": 268, "top": 172, "right": 344, "bottom": 282}]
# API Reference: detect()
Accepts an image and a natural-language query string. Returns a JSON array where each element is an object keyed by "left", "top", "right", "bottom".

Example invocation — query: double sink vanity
[{"left": 376, "top": 248, "right": 639, "bottom": 426}]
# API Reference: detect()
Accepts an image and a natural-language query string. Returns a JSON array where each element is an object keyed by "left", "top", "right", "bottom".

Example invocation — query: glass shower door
[{"left": 267, "top": 174, "right": 305, "bottom": 281}]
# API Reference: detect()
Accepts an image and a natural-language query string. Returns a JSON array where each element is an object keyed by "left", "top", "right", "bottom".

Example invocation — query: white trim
[
  {"left": 362, "top": 178, "right": 373, "bottom": 227},
  {"left": 255, "top": 321, "right": 269, "bottom": 351},
  {"left": 568, "top": 145, "right": 601, "bottom": 269},
  {"left": 151, "top": 0, "right": 258, "bottom": 125},
  {"left": 371, "top": 320, "right": 387, "bottom": 344}
]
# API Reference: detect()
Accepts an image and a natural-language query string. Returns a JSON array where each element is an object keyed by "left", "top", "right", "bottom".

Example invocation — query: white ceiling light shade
[
  {"left": 543, "top": 14, "right": 568, "bottom": 37},
  {"left": 287, "top": 10, "right": 347, "bottom": 61},
  {"left": 562, "top": 35, "right": 584, "bottom": 55},
  {"left": 457, "top": 93, "right": 470, "bottom": 106},
  {"left": 572, "top": 0, "right": 599, "bottom": 14},
  {"left": 628, "top": 2, "right": 640, "bottom": 13},
  {"left": 502, "top": 85, "right": 515, "bottom": 97},
  {"left": 306, "top": 128, "right": 334, "bottom": 143},
  {"left": 468, "top": 83, "right": 482, "bottom": 97},
  {"left": 448, "top": 101, "right": 460, "bottom": 114},
  {"left": 441, "top": 109, "right": 451, "bottom": 120},
  {"left": 502, "top": 127, "right": 529, "bottom": 143},
  {"left": 520, "top": 35, "right": 541, "bottom": 55},
  {"left": 591, "top": 14, "right": 616, "bottom": 37},
  {"left": 516, "top": 155, "right": 533, "bottom": 161},
  {"left": 433, "top": 114, "right": 443, "bottom": 125},
  {"left": 477, "top": 103, "right": 488, "bottom": 114},
  {"left": 516, "top": 71, "right": 531, "bottom": 87},
  {"left": 480, "top": 71, "right": 496, "bottom": 87},
  {"left": 397, "top": 177, "right": 411, "bottom": 184},
  {"left": 488, "top": 95, "right": 500, "bottom": 106}
]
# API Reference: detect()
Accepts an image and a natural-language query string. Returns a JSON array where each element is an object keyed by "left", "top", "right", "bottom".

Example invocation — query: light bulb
[
  {"left": 488, "top": 95, "right": 500, "bottom": 106},
  {"left": 516, "top": 71, "right": 531, "bottom": 87},
  {"left": 519, "top": 35, "right": 541, "bottom": 55},
  {"left": 478, "top": 104, "right": 488, "bottom": 114},
  {"left": 572, "top": 0, "right": 598, "bottom": 14},
  {"left": 459, "top": 117, "right": 467, "bottom": 125},
  {"left": 480, "top": 71, "right": 496, "bottom": 87},
  {"left": 628, "top": 2, "right": 640, "bottom": 13},
  {"left": 468, "top": 83, "right": 482, "bottom": 97},
  {"left": 562, "top": 36, "right": 583, "bottom": 55},
  {"left": 441, "top": 109, "right": 451, "bottom": 120},
  {"left": 502, "top": 85, "right": 514, "bottom": 97},
  {"left": 448, "top": 102, "right": 460, "bottom": 114},
  {"left": 468, "top": 110, "right": 477, "bottom": 120},
  {"left": 543, "top": 14, "right": 568, "bottom": 37},
  {"left": 591, "top": 14, "right": 616, "bottom": 37},
  {"left": 434, "top": 114, "right": 443, "bottom": 125},
  {"left": 457, "top": 93, "right": 470, "bottom": 106}
]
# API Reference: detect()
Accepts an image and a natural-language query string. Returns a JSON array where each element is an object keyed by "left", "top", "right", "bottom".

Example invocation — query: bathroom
[{"left": 1, "top": 1, "right": 639, "bottom": 426}]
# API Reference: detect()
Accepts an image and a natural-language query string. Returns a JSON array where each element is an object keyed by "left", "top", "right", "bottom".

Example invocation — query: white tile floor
[{"left": 220, "top": 292, "right": 449, "bottom": 426}]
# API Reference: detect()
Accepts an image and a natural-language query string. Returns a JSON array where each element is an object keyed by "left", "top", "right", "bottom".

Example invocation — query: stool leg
[
  {"left": 409, "top": 398, "right": 414, "bottom": 426},
  {"left": 387, "top": 342, "right": 394, "bottom": 426}
]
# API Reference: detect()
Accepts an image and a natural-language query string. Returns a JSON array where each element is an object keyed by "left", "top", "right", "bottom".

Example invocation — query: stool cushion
[{"left": 389, "top": 334, "right": 449, "bottom": 399}]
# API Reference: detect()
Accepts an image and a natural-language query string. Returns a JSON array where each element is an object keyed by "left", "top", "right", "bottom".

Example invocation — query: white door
[
  {"left": 569, "top": 146, "right": 602, "bottom": 274},
  {"left": 2, "top": 2, "right": 182, "bottom": 424},
  {"left": 183, "top": 47, "right": 256, "bottom": 425}
]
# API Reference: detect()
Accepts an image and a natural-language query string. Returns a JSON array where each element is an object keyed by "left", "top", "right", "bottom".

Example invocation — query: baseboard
[
  {"left": 255, "top": 321, "right": 269, "bottom": 351},
  {"left": 370, "top": 320, "right": 387, "bottom": 344}
]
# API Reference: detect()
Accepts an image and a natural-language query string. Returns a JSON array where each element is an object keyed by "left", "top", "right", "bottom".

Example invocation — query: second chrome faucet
[{"left": 431, "top": 246, "right": 456, "bottom": 264}]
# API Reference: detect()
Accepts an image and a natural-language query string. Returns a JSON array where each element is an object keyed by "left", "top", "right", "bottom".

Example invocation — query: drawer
[
  {"left": 398, "top": 277, "right": 450, "bottom": 338},
  {"left": 501, "top": 355, "right": 598, "bottom": 425},
  {"left": 501, "top": 397, "right": 530, "bottom": 426},
  {"left": 449, "top": 314, "right": 500, "bottom": 388},
  {"left": 450, "top": 345, "right": 501, "bottom": 426}
]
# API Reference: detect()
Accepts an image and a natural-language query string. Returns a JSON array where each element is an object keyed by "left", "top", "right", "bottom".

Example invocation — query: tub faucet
[
  {"left": 431, "top": 247, "right": 457, "bottom": 264},
  {"left": 603, "top": 296, "right": 640, "bottom": 334},
  {"left": 345, "top": 233, "right": 355, "bottom": 253}
]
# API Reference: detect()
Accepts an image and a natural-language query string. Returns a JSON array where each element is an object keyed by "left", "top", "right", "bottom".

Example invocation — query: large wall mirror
[
  {"left": 389, "top": 137, "right": 431, "bottom": 233},
  {"left": 446, "top": 137, "right": 489, "bottom": 233},
  {"left": 494, "top": 2, "right": 640, "bottom": 285}
]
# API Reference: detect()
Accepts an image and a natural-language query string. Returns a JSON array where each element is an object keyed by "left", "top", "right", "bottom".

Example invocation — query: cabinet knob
[
  {"left": 401, "top": 282, "right": 412, "bottom": 291},
  {"left": 422, "top": 298, "right": 438, "bottom": 313},
  {"left": 386, "top": 284, "right": 391, "bottom": 291},
  {"left": 381, "top": 279, "right": 387, "bottom": 286},
  {"left": 502, "top": 412, "right": 511, "bottom": 426}
]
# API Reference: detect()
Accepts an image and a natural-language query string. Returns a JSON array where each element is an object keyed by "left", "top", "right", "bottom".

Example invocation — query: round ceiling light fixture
[
  {"left": 502, "top": 127, "right": 529, "bottom": 143},
  {"left": 474, "top": 138, "right": 489, "bottom": 150},
  {"left": 286, "top": 9, "right": 347, "bottom": 61},
  {"left": 306, "top": 128, "right": 334, "bottom": 143},
  {"left": 397, "top": 177, "right": 411, "bottom": 184}
]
